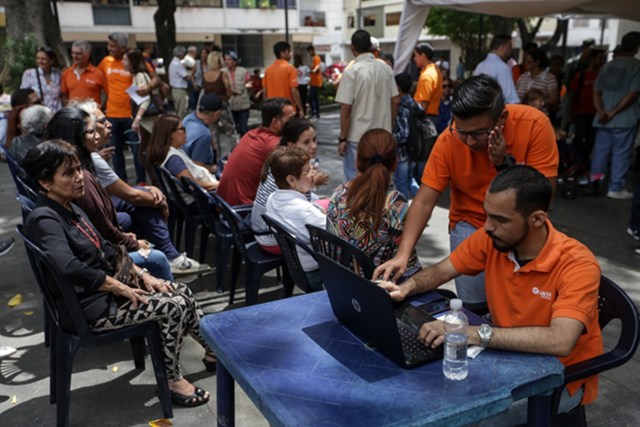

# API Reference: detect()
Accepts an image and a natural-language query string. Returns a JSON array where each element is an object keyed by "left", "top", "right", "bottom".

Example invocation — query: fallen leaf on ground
[
  {"left": 149, "top": 418, "right": 173, "bottom": 427},
  {"left": 112, "top": 366, "right": 118, "bottom": 373},
  {"left": 8, "top": 294, "right": 22, "bottom": 307}
]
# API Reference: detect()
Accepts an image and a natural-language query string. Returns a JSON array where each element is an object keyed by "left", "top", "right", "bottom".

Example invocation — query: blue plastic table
[{"left": 200, "top": 292, "right": 564, "bottom": 426}]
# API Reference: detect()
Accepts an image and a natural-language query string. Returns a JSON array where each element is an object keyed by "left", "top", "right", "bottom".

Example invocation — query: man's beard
[{"left": 486, "top": 223, "right": 528, "bottom": 253}]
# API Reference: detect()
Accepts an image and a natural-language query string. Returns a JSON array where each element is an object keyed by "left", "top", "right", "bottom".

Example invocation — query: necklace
[{"left": 71, "top": 216, "right": 101, "bottom": 250}]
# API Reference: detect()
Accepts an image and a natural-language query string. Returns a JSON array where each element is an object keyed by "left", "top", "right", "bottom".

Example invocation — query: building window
[
  {"left": 572, "top": 19, "right": 590, "bottom": 28},
  {"left": 226, "top": 0, "right": 296, "bottom": 8},
  {"left": 363, "top": 15, "right": 376, "bottom": 27},
  {"left": 301, "top": 11, "right": 326, "bottom": 27},
  {"left": 385, "top": 12, "right": 401, "bottom": 26}
]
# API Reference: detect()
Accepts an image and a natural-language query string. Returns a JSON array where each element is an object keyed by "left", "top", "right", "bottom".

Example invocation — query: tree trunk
[
  {"left": 541, "top": 19, "right": 569, "bottom": 52},
  {"left": 154, "top": 0, "right": 177, "bottom": 69},
  {"left": 517, "top": 17, "right": 544, "bottom": 47},
  {"left": 4, "top": 0, "right": 68, "bottom": 67}
]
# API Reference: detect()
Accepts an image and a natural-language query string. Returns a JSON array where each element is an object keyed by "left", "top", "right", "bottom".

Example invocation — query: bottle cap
[{"left": 450, "top": 298, "right": 463, "bottom": 310}]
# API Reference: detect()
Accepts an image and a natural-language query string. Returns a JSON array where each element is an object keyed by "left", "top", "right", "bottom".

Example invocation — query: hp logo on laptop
[{"left": 351, "top": 298, "right": 362, "bottom": 313}]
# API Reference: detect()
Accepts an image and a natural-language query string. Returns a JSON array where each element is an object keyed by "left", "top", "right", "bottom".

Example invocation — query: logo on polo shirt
[{"left": 531, "top": 287, "right": 552, "bottom": 300}]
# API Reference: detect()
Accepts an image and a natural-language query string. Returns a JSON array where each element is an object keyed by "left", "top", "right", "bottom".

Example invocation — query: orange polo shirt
[
  {"left": 422, "top": 104, "right": 559, "bottom": 230},
  {"left": 414, "top": 62, "right": 442, "bottom": 116},
  {"left": 61, "top": 63, "right": 107, "bottom": 105},
  {"left": 449, "top": 220, "right": 602, "bottom": 404},
  {"left": 98, "top": 55, "right": 132, "bottom": 118},
  {"left": 262, "top": 59, "right": 298, "bottom": 101},
  {"left": 309, "top": 54, "right": 323, "bottom": 87}
]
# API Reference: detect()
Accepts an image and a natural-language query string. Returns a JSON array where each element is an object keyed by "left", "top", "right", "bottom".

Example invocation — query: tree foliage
[
  {"left": 2, "top": 34, "right": 37, "bottom": 91},
  {"left": 425, "top": 8, "right": 514, "bottom": 71}
]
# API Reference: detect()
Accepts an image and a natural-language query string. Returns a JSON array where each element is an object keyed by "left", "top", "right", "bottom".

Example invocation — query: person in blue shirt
[{"left": 182, "top": 92, "right": 224, "bottom": 174}]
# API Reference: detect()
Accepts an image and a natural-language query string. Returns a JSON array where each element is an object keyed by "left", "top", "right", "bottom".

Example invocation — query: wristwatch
[
  {"left": 495, "top": 153, "right": 516, "bottom": 172},
  {"left": 338, "top": 137, "right": 348, "bottom": 144},
  {"left": 136, "top": 268, "right": 149, "bottom": 278},
  {"left": 478, "top": 324, "right": 493, "bottom": 348}
]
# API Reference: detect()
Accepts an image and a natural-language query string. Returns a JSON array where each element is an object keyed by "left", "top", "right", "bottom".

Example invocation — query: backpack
[{"left": 406, "top": 103, "right": 438, "bottom": 163}]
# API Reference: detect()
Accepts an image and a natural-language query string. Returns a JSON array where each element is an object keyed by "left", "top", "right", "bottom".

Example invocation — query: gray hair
[
  {"left": 68, "top": 99, "right": 100, "bottom": 116},
  {"left": 20, "top": 105, "right": 53, "bottom": 137},
  {"left": 72, "top": 40, "right": 92, "bottom": 54},
  {"left": 173, "top": 46, "right": 187, "bottom": 57},
  {"left": 108, "top": 32, "right": 129, "bottom": 48}
]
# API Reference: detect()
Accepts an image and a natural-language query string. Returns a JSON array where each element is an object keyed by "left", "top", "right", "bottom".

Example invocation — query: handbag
[{"left": 130, "top": 72, "right": 165, "bottom": 118}]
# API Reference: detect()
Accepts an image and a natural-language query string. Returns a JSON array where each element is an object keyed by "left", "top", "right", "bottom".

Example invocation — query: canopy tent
[{"left": 393, "top": 0, "right": 640, "bottom": 74}]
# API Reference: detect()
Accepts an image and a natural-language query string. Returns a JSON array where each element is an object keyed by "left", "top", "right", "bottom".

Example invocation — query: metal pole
[{"left": 285, "top": 0, "right": 290, "bottom": 44}]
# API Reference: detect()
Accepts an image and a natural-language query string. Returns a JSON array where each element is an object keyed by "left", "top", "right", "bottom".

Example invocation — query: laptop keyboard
[{"left": 397, "top": 320, "right": 437, "bottom": 362}]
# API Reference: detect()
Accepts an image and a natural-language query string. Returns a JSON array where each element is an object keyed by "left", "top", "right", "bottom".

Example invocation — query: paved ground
[{"left": 0, "top": 105, "right": 639, "bottom": 426}]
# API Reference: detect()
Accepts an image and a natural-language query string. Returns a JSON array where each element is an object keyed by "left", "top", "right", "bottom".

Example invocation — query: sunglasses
[{"left": 38, "top": 46, "right": 53, "bottom": 54}]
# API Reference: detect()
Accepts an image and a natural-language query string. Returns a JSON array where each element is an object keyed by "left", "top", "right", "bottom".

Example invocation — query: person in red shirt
[
  {"left": 379, "top": 165, "right": 602, "bottom": 421},
  {"left": 216, "top": 98, "right": 296, "bottom": 206},
  {"left": 262, "top": 42, "right": 303, "bottom": 115},
  {"left": 569, "top": 48, "right": 606, "bottom": 169},
  {"left": 61, "top": 40, "right": 106, "bottom": 106}
]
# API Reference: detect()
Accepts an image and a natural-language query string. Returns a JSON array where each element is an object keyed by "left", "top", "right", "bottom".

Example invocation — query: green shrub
[{"left": 2, "top": 33, "right": 37, "bottom": 92}]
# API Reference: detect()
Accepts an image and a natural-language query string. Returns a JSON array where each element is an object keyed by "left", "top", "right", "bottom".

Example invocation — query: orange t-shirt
[
  {"left": 61, "top": 63, "right": 107, "bottom": 105},
  {"left": 422, "top": 104, "right": 559, "bottom": 230},
  {"left": 309, "top": 54, "right": 323, "bottom": 87},
  {"left": 449, "top": 220, "right": 602, "bottom": 404},
  {"left": 414, "top": 62, "right": 442, "bottom": 116},
  {"left": 262, "top": 59, "right": 298, "bottom": 101},
  {"left": 98, "top": 55, "right": 132, "bottom": 118}
]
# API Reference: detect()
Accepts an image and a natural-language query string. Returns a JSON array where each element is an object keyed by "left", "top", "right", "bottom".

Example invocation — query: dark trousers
[
  {"left": 309, "top": 85, "right": 320, "bottom": 117},
  {"left": 573, "top": 113, "right": 596, "bottom": 168},
  {"left": 113, "top": 194, "right": 180, "bottom": 260},
  {"left": 298, "top": 84, "right": 308, "bottom": 116},
  {"left": 232, "top": 109, "right": 250, "bottom": 137},
  {"left": 107, "top": 117, "right": 146, "bottom": 185}
]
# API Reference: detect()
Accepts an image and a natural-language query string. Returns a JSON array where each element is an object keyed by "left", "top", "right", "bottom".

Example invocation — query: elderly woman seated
[
  {"left": 8, "top": 104, "right": 52, "bottom": 163},
  {"left": 22, "top": 140, "right": 216, "bottom": 407}
]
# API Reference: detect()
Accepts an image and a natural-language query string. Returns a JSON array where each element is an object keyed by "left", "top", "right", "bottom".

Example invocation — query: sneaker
[
  {"left": 170, "top": 253, "right": 212, "bottom": 275},
  {"left": 607, "top": 189, "right": 633, "bottom": 200},
  {"left": 628, "top": 228, "right": 640, "bottom": 241},
  {"left": 0, "top": 237, "right": 15, "bottom": 256},
  {"left": 0, "top": 346, "right": 17, "bottom": 358}
]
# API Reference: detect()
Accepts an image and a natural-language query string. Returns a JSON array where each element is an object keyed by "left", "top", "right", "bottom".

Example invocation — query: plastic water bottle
[{"left": 442, "top": 298, "right": 469, "bottom": 380}]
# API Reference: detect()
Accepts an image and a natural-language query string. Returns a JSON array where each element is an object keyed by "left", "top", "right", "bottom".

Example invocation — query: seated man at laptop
[{"left": 375, "top": 165, "right": 602, "bottom": 417}]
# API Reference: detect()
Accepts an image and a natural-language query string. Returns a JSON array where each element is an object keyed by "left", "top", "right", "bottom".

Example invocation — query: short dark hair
[
  {"left": 488, "top": 165, "right": 552, "bottom": 218},
  {"left": 47, "top": 107, "right": 93, "bottom": 169},
  {"left": 621, "top": 31, "right": 640, "bottom": 53},
  {"left": 307, "top": 45, "right": 315, "bottom": 52},
  {"left": 261, "top": 97, "right": 292, "bottom": 127},
  {"left": 381, "top": 53, "right": 395, "bottom": 67},
  {"left": 269, "top": 146, "right": 310, "bottom": 189},
  {"left": 279, "top": 118, "right": 315, "bottom": 146},
  {"left": 414, "top": 43, "right": 434, "bottom": 60},
  {"left": 489, "top": 34, "right": 512, "bottom": 51},
  {"left": 527, "top": 48, "right": 549, "bottom": 70},
  {"left": 273, "top": 41, "right": 291, "bottom": 58},
  {"left": 394, "top": 73, "right": 413, "bottom": 94},
  {"left": 11, "top": 88, "right": 36, "bottom": 108},
  {"left": 351, "top": 30, "right": 372, "bottom": 54},
  {"left": 451, "top": 75, "right": 505, "bottom": 120},
  {"left": 22, "top": 139, "right": 80, "bottom": 191}
]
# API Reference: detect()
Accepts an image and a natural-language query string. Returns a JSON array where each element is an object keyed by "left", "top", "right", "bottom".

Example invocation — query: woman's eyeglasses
[{"left": 173, "top": 126, "right": 186, "bottom": 133}]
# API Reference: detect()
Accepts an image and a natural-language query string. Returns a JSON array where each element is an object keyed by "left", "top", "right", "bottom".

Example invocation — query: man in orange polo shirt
[
  {"left": 379, "top": 166, "right": 602, "bottom": 420},
  {"left": 413, "top": 43, "right": 442, "bottom": 121},
  {"left": 262, "top": 41, "right": 303, "bottom": 116},
  {"left": 98, "top": 32, "right": 147, "bottom": 185},
  {"left": 61, "top": 40, "right": 106, "bottom": 105},
  {"left": 376, "top": 75, "right": 558, "bottom": 308}
]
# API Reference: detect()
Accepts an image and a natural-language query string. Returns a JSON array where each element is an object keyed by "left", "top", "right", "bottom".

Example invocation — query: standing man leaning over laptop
[
  {"left": 375, "top": 75, "right": 558, "bottom": 309},
  {"left": 377, "top": 165, "right": 602, "bottom": 420}
]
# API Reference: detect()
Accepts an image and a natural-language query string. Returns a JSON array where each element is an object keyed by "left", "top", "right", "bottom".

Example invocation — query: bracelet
[{"left": 136, "top": 268, "right": 149, "bottom": 278}]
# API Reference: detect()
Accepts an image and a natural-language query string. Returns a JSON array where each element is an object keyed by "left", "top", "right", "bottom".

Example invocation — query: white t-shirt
[{"left": 91, "top": 152, "right": 120, "bottom": 188}]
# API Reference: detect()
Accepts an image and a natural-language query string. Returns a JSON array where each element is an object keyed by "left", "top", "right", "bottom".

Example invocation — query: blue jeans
[
  {"left": 108, "top": 117, "right": 147, "bottom": 185},
  {"left": 114, "top": 195, "right": 181, "bottom": 260},
  {"left": 449, "top": 221, "right": 486, "bottom": 304},
  {"left": 394, "top": 159, "right": 420, "bottom": 199},
  {"left": 128, "top": 250, "right": 173, "bottom": 281},
  {"left": 232, "top": 109, "right": 250, "bottom": 137},
  {"left": 309, "top": 86, "right": 320, "bottom": 117},
  {"left": 343, "top": 141, "right": 358, "bottom": 182},
  {"left": 590, "top": 127, "right": 638, "bottom": 192}
]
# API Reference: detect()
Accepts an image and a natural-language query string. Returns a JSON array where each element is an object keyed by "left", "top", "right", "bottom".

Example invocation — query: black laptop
[{"left": 316, "top": 253, "right": 443, "bottom": 368}]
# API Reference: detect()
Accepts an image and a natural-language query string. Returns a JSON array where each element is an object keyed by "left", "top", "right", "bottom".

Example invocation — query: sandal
[
  {"left": 170, "top": 388, "right": 210, "bottom": 408},
  {"left": 202, "top": 357, "right": 217, "bottom": 373}
]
